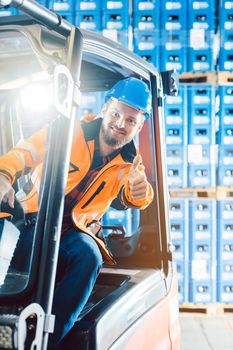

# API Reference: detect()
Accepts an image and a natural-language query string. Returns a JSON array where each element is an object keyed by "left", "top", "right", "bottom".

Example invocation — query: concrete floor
[{"left": 180, "top": 313, "right": 233, "bottom": 350}]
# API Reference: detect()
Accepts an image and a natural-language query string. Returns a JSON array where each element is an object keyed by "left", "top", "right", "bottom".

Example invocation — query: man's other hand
[
  {"left": 0, "top": 174, "right": 15, "bottom": 208},
  {"left": 128, "top": 155, "right": 149, "bottom": 201}
]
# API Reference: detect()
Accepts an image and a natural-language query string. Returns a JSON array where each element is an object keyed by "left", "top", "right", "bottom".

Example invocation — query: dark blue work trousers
[{"left": 48, "top": 229, "right": 103, "bottom": 349}]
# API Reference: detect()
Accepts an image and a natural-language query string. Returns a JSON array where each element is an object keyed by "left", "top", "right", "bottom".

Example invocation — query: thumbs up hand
[{"left": 128, "top": 155, "right": 148, "bottom": 201}]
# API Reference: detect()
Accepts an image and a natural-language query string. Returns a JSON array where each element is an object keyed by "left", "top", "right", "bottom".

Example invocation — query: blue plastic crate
[
  {"left": 166, "top": 124, "right": 186, "bottom": 145},
  {"left": 189, "top": 280, "right": 215, "bottom": 303},
  {"left": 102, "top": 11, "right": 129, "bottom": 30},
  {"left": 218, "top": 166, "right": 233, "bottom": 186},
  {"left": 218, "top": 241, "right": 233, "bottom": 261},
  {"left": 188, "top": 84, "right": 215, "bottom": 107},
  {"left": 217, "top": 281, "right": 233, "bottom": 303},
  {"left": 188, "top": 47, "right": 215, "bottom": 72},
  {"left": 75, "top": 0, "right": 100, "bottom": 11},
  {"left": 190, "top": 222, "right": 213, "bottom": 243},
  {"left": 188, "top": 164, "right": 216, "bottom": 187},
  {"left": 170, "top": 199, "right": 188, "bottom": 221},
  {"left": 160, "top": 47, "right": 187, "bottom": 73},
  {"left": 190, "top": 200, "right": 215, "bottom": 223},
  {"left": 133, "top": 30, "right": 159, "bottom": 53},
  {"left": 133, "top": 31, "right": 159, "bottom": 65},
  {"left": 166, "top": 145, "right": 187, "bottom": 166},
  {"left": 189, "top": 199, "right": 216, "bottom": 242},
  {"left": 218, "top": 126, "right": 233, "bottom": 146},
  {"left": 132, "top": 11, "right": 159, "bottom": 31},
  {"left": 170, "top": 221, "right": 185, "bottom": 240},
  {"left": 75, "top": 11, "right": 101, "bottom": 30},
  {"left": 188, "top": 125, "right": 215, "bottom": 145},
  {"left": 102, "top": 0, "right": 128, "bottom": 11},
  {"left": 217, "top": 221, "right": 233, "bottom": 246},
  {"left": 165, "top": 104, "right": 184, "bottom": 126},
  {"left": 161, "top": 10, "right": 187, "bottom": 32},
  {"left": 167, "top": 165, "right": 187, "bottom": 188},
  {"left": 49, "top": 0, "right": 73, "bottom": 12},
  {"left": 160, "top": 0, "right": 187, "bottom": 31},
  {"left": 188, "top": 0, "right": 215, "bottom": 31},
  {"left": 218, "top": 262, "right": 233, "bottom": 282}
]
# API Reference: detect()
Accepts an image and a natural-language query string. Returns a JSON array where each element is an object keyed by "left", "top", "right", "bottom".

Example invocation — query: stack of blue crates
[
  {"left": 189, "top": 200, "right": 216, "bottom": 303},
  {"left": 188, "top": 0, "right": 216, "bottom": 72},
  {"left": 75, "top": 0, "right": 101, "bottom": 32},
  {"left": 217, "top": 200, "right": 233, "bottom": 303},
  {"left": 102, "top": 0, "right": 129, "bottom": 46},
  {"left": 48, "top": 0, "right": 73, "bottom": 23},
  {"left": 218, "top": 85, "right": 233, "bottom": 186},
  {"left": 132, "top": 0, "right": 160, "bottom": 67},
  {"left": 165, "top": 85, "right": 188, "bottom": 188},
  {"left": 187, "top": 84, "right": 216, "bottom": 188},
  {"left": 219, "top": 0, "right": 233, "bottom": 71},
  {"left": 170, "top": 199, "right": 189, "bottom": 303},
  {"left": 160, "top": 0, "right": 187, "bottom": 73}
]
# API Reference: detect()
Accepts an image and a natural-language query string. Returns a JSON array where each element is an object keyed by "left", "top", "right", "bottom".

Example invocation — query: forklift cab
[{"left": 0, "top": 2, "right": 180, "bottom": 349}]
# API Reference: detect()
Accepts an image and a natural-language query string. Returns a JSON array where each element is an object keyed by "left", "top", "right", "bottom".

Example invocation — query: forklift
[{"left": 0, "top": 1, "right": 180, "bottom": 349}]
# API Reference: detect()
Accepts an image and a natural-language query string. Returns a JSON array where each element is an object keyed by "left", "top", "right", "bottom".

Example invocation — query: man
[{"left": 0, "top": 77, "right": 153, "bottom": 348}]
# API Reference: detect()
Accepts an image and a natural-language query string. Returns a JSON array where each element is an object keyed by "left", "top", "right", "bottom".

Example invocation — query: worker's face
[{"left": 101, "top": 99, "right": 145, "bottom": 148}]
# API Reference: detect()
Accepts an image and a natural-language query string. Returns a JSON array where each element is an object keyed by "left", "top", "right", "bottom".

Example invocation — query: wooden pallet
[
  {"left": 169, "top": 187, "right": 233, "bottom": 200},
  {"left": 216, "top": 186, "right": 233, "bottom": 200},
  {"left": 179, "top": 72, "right": 217, "bottom": 85},
  {"left": 180, "top": 303, "right": 233, "bottom": 316},
  {"left": 218, "top": 71, "right": 233, "bottom": 86},
  {"left": 169, "top": 188, "right": 216, "bottom": 200}
]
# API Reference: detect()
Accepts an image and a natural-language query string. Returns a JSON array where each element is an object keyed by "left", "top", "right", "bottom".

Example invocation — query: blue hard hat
[{"left": 104, "top": 77, "right": 152, "bottom": 120}]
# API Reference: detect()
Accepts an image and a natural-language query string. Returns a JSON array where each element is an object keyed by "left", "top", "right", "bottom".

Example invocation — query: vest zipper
[{"left": 81, "top": 181, "right": 106, "bottom": 209}]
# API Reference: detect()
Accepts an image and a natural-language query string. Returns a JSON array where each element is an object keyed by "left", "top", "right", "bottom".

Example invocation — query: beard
[{"left": 100, "top": 123, "right": 132, "bottom": 149}]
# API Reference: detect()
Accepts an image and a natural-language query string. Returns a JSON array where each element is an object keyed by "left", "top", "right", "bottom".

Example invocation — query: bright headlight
[{"left": 20, "top": 83, "right": 52, "bottom": 113}]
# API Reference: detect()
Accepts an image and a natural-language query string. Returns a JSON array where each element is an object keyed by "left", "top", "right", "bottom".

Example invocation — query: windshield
[{"left": 0, "top": 29, "right": 55, "bottom": 296}]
